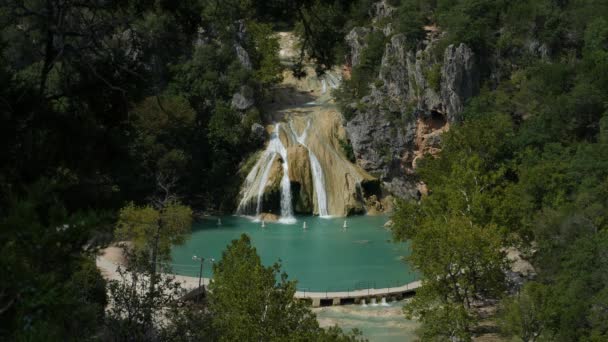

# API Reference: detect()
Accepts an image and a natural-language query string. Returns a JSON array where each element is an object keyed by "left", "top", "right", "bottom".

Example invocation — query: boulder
[
  {"left": 231, "top": 85, "right": 254, "bottom": 110},
  {"left": 250, "top": 123, "right": 266, "bottom": 144},
  {"left": 259, "top": 212, "right": 280, "bottom": 222},
  {"left": 365, "top": 195, "right": 384, "bottom": 215},
  {"left": 381, "top": 195, "right": 395, "bottom": 213},
  {"left": 234, "top": 43, "right": 252, "bottom": 70}
]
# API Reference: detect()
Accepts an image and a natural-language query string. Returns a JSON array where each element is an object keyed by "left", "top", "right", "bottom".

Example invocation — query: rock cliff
[{"left": 344, "top": 19, "right": 479, "bottom": 199}]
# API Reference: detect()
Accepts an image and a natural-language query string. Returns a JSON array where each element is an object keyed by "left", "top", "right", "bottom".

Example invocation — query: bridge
[
  {"left": 295, "top": 281, "right": 421, "bottom": 307},
  {"left": 97, "top": 249, "right": 420, "bottom": 307}
]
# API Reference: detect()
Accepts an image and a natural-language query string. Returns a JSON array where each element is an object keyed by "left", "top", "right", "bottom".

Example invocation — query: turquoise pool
[{"left": 170, "top": 215, "right": 416, "bottom": 291}]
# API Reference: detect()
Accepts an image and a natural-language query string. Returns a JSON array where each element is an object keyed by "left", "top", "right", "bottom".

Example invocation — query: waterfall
[
  {"left": 236, "top": 32, "right": 372, "bottom": 218},
  {"left": 254, "top": 153, "right": 276, "bottom": 215},
  {"left": 237, "top": 123, "right": 295, "bottom": 223},
  {"left": 308, "top": 153, "right": 329, "bottom": 217},
  {"left": 290, "top": 120, "right": 329, "bottom": 217},
  {"left": 275, "top": 123, "right": 295, "bottom": 222}
]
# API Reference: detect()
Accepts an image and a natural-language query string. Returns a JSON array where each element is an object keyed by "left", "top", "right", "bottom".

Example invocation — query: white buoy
[
  {"left": 303, "top": 221, "right": 307, "bottom": 230},
  {"left": 343, "top": 220, "right": 348, "bottom": 230},
  {"left": 261, "top": 220, "right": 266, "bottom": 228},
  {"left": 217, "top": 218, "right": 222, "bottom": 226}
]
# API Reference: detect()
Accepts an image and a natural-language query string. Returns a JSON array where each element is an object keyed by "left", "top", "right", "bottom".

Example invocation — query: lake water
[
  {"left": 314, "top": 300, "right": 419, "bottom": 342},
  {"left": 170, "top": 215, "right": 417, "bottom": 292}
]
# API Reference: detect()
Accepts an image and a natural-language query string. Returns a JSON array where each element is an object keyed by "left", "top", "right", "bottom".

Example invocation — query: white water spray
[{"left": 237, "top": 124, "right": 295, "bottom": 223}]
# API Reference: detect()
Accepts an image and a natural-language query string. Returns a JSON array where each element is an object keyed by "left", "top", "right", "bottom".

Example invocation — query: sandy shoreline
[{"left": 96, "top": 244, "right": 208, "bottom": 290}]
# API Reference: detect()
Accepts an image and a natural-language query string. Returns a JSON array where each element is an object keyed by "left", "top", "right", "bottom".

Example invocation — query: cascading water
[
  {"left": 276, "top": 125, "right": 295, "bottom": 223},
  {"left": 237, "top": 123, "right": 295, "bottom": 223},
  {"left": 236, "top": 32, "right": 374, "bottom": 218},
  {"left": 289, "top": 120, "right": 329, "bottom": 217},
  {"left": 254, "top": 153, "right": 276, "bottom": 215}
]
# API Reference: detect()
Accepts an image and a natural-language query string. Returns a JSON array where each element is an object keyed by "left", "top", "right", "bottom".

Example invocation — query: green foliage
[
  {"left": 388, "top": 1, "right": 608, "bottom": 337},
  {"left": 333, "top": 30, "right": 387, "bottom": 111},
  {"left": 115, "top": 202, "right": 193, "bottom": 263},
  {"left": 395, "top": 0, "right": 428, "bottom": 50},
  {"left": 397, "top": 206, "right": 506, "bottom": 340},
  {"left": 392, "top": 111, "right": 522, "bottom": 338},
  {"left": 424, "top": 63, "right": 442, "bottom": 92},
  {"left": 248, "top": 21, "right": 284, "bottom": 88},
  {"left": 105, "top": 260, "right": 186, "bottom": 341},
  {"left": 499, "top": 282, "right": 550, "bottom": 342},
  {"left": 295, "top": 0, "right": 377, "bottom": 71},
  {"left": 208, "top": 234, "right": 363, "bottom": 341},
  {"left": 0, "top": 182, "right": 108, "bottom": 340},
  {"left": 339, "top": 138, "right": 356, "bottom": 162}
]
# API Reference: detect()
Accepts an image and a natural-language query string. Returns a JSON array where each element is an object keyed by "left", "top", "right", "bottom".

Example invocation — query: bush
[{"left": 425, "top": 63, "right": 442, "bottom": 92}]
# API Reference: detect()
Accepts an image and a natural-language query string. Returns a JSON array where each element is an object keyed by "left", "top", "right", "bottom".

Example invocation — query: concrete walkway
[
  {"left": 295, "top": 281, "right": 421, "bottom": 307},
  {"left": 97, "top": 247, "right": 419, "bottom": 306},
  {"left": 295, "top": 281, "right": 421, "bottom": 299}
]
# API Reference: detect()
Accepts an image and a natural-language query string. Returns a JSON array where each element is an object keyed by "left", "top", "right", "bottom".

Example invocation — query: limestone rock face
[
  {"left": 345, "top": 31, "right": 479, "bottom": 199},
  {"left": 346, "top": 106, "right": 416, "bottom": 188},
  {"left": 345, "top": 27, "right": 370, "bottom": 67},
  {"left": 342, "top": 173, "right": 366, "bottom": 215},
  {"left": 234, "top": 20, "right": 252, "bottom": 70},
  {"left": 372, "top": 0, "right": 396, "bottom": 22},
  {"left": 291, "top": 110, "right": 374, "bottom": 216},
  {"left": 287, "top": 145, "right": 314, "bottom": 213},
  {"left": 234, "top": 44, "right": 252, "bottom": 70},
  {"left": 441, "top": 43, "right": 479, "bottom": 121},
  {"left": 260, "top": 156, "right": 283, "bottom": 215}
]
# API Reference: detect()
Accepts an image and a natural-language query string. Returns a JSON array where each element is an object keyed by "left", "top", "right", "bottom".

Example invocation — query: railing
[
  {"left": 157, "top": 262, "right": 419, "bottom": 296},
  {"left": 294, "top": 278, "right": 418, "bottom": 297}
]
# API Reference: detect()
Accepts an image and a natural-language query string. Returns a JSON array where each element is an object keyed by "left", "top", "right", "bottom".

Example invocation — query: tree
[
  {"left": 392, "top": 113, "right": 515, "bottom": 339},
  {"left": 207, "top": 234, "right": 363, "bottom": 341},
  {"left": 499, "top": 282, "right": 550, "bottom": 342},
  {"left": 114, "top": 201, "right": 193, "bottom": 330},
  {"left": 0, "top": 182, "right": 109, "bottom": 340},
  {"left": 105, "top": 257, "right": 186, "bottom": 341},
  {"left": 399, "top": 213, "right": 506, "bottom": 340}
]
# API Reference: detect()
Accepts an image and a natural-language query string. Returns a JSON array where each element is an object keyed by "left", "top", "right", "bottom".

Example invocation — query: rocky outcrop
[
  {"left": 441, "top": 43, "right": 479, "bottom": 121},
  {"left": 372, "top": 0, "right": 396, "bottom": 22},
  {"left": 231, "top": 85, "right": 254, "bottom": 110},
  {"left": 287, "top": 145, "right": 314, "bottom": 213},
  {"left": 238, "top": 108, "right": 375, "bottom": 217},
  {"left": 344, "top": 28, "right": 479, "bottom": 199},
  {"left": 234, "top": 20, "right": 253, "bottom": 70},
  {"left": 260, "top": 156, "right": 283, "bottom": 214},
  {"left": 259, "top": 212, "right": 280, "bottom": 222},
  {"left": 234, "top": 44, "right": 253, "bottom": 70},
  {"left": 345, "top": 104, "right": 418, "bottom": 198},
  {"left": 345, "top": 27, "right": 370, "bottom": 67},
  {"left": 250, "top": 123, "right": 266, "bottom": 143}
]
